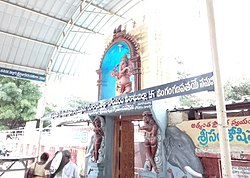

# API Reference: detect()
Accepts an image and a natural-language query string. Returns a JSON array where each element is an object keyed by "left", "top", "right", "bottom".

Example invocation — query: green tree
[
  {"left": 179, "top": 95, "right": 202, "bottom": 107},
  {"left": 175, "top": 57, "right": 202, "bottom": 107},
  {"left": 64, "top": 96, "right": 92, "bottom": 109},
  {"left": 42, "top": 103, "right": 58, "bottom": 127},
  {"left": 0, "top": 76, "right": 42, "bottom": 130},
  {"left": 224, "top": 79, "right": 250, "bottom": 101},
  {"left": 44, "top": 104, "right": 57, "bottom": 115},
  {"left": 42, "top": 97, "right": 91, "bottom": 127}
]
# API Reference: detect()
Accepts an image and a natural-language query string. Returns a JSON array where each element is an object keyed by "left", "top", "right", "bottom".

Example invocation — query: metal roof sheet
[{"left": 0, "top": 0, "right": 142, "bottom": 81}]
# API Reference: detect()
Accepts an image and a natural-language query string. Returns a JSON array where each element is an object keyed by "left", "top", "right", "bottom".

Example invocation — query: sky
[
  {"left": 44, "top": 0, "right": 250, "bottom": 108},
  {"left": 160, "top": 0, "right": 250, "bottom": 82},
  {"left": 164, "top": 0, "right": 248, "bottom": 80},
  {"left": 213, "top": 0, "right": 250, "bottom": 82}
]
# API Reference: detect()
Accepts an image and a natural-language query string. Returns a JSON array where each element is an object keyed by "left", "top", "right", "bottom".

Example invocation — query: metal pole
[
  {"left": 37, "top": 119, "right": 43, "bottom": 158},
  {"left": 206, "top": 0, "right": 233, "bottom": 177},
  {"left": 36, "top": 83, "right": 47, "bottom": 158}
]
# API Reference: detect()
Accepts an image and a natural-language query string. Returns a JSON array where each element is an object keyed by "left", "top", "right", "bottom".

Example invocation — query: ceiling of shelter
[{"left": 0, "top": 0, "right": 143, "bottom": 81}]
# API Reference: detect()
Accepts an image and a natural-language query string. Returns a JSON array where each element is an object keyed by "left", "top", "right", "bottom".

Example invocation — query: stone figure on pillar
[
  {"left": 110, "top": 54, "right": 132, "bottom": 95},
  {"left": 92, "top": 116, "right": 105, "bottom": 163},
  {"left": 83, "top": 116, "right": 105, "bottom": 177},
  {"left": 84, "top": 133, "right": 94, "bottom": 176},
  {"left": 139, "top": 111, "right": 159, "bottom": 173}
]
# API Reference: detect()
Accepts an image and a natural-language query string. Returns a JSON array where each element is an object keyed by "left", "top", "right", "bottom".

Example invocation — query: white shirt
[{"left": 54, "top": 162, "right": 80, "bottom": 178}]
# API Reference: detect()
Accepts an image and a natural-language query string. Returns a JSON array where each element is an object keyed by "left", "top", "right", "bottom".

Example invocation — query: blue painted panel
[{"left": 101, "top": 42, "right": 130, "bottom": 100}]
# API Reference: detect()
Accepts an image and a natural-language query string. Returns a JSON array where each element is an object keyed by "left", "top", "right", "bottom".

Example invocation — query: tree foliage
[
  {"left": 0, "top": 76, "right": 42, "bottom": 130},
  {"left": 175, "top": 58, "right": 250, "bottom": 106},
  {"left": 179, "top": 95, "right": 202, "bottom": 107},
  {"left": 64, "top": 96, "right": 92, "bottom": 109},
  {"left": 224, "top": 79, "right": 250, "bottom": 101},
  {"left": 43, "top": 96, "right": 91, "bottom": 127},
  {"left": 175, "top": 58, "right": 202, "bottom": 107},
  {"left": 41, "top": 103, "right": 58, "bottom": 128}
]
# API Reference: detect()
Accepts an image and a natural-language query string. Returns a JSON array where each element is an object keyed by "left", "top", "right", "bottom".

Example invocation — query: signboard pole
[
  {"left": 37, "top": 119, "right": 43, "bottom": 158},
  {"left": 206, "top": 0, "right": 233, "bottom": 177},
  {"left": 36, "top": 83, "right": 47, "bottom": 158}
]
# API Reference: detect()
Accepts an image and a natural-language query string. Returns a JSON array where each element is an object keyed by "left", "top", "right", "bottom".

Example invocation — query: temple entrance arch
[
  {"left": 93, "top": 25, "right": 142, "bottom": 178},
  {"left": 86, "top": 72, "right": 214, "bottom": 178}
]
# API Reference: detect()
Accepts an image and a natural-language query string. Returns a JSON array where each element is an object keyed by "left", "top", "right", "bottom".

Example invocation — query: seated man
[{"left": 49, "top": 150, "right": 80, "bottom": 178}]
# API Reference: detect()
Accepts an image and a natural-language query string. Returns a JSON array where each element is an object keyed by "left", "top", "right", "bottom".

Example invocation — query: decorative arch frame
[{"left": 96, "top": 25, "right": 141, "bottom": 100}]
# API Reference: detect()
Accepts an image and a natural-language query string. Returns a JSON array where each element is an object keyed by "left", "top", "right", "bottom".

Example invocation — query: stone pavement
[
  {"left": 0, "top": 162, "right": 26, "bottom": 178},
  {"left": 1, "top": 170, "right": 25, "bottom": 178}
]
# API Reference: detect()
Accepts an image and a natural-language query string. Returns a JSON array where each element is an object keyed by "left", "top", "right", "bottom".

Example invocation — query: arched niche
[{"left": 97, "top": 25, "right": 141, "bottom": 100}]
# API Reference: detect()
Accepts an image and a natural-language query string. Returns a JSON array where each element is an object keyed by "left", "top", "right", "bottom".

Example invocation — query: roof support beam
[
  {"left": 58, "top": 51, "right": 90, "bottom": 55},
  {"left": 0, "top": 30, "right": 83, "bottom": 54},
  {"left": 84, "top": 10, "right": 112, "bottom": 15},
  {"left": 46, "top": 0, "right": 93, "bottom": 75},
  {"left": 0, "top": 0, "right": 102, "bottom": 35},
  {"left": 0, "top": 30, "right": 55, "bottom": 47},
  {"left": 0, "top": 61, "right": 45, "bottom": 74},
  {"left": 70, "top": 30, "right": 94, "bottom": 34},
  {"left": 85, "top": 0, "right": 124, "bottom": 19}
]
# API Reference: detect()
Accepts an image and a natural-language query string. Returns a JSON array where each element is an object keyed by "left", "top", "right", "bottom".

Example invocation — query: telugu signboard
[
  {"left": 222, "top": 160, "right": 250, "bottom": 178},
  {"left": 232, "top": 165, "right": 250, "bottom": 178},
  {"left": 87, "top": 72, "right": 214, "bottom": 115},
  {"left": 176, "top": 116, "right": 250, "bottom": 150},
  {"left": 0, "top": 67, "right": 46, "bottom": 82},
  {"left": 49, "top": 72, "right": 214, "bottom": 118}
]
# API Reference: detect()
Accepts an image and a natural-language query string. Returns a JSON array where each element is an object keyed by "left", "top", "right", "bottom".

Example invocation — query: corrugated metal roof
[{"left": 0, "top": 0, "right": 142, "bottom": 80}]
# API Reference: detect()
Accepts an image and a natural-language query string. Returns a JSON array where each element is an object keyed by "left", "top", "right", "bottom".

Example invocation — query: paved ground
[
  {"left": 0, "top": 162, "right": 26, "bottom": 178},
  {"left": 1, "top": 170, "right": 24, "bottom": 178}
]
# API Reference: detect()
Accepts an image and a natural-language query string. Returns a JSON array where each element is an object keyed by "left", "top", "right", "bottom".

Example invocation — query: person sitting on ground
[{"left": 25, "top": 152, "right": 50, "bottom": 178}]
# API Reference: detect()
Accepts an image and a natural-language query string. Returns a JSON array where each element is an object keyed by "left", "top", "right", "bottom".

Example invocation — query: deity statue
[
  {"left": 110, "top": 54, "right": 132, "bottom": 95},
  {"left": 139, "top": 111, "right": 159, "bottom": 173}
]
